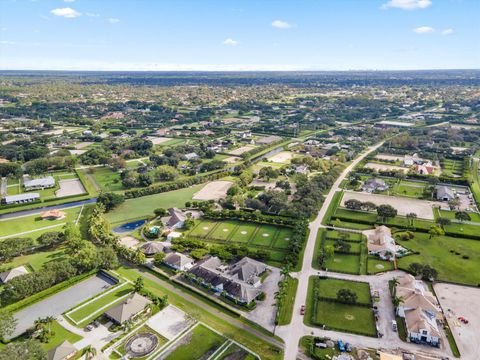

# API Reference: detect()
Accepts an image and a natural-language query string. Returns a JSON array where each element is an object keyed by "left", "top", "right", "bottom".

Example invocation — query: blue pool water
[{"left": 113, "top": 219, "right": 147, "bottom": 233}]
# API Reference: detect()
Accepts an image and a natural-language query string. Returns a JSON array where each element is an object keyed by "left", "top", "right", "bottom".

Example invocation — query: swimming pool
[{"left": 113, "top": 219, "right": 147, "bottom": 233}]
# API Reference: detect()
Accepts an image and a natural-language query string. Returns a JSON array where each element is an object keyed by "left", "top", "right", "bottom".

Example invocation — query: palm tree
[
  {"left": 406, "top": 212, "right": 417, "bottom": 228},
  {"left": 391, "top": 277, "right": 399, "bottom": 297},
  {"left": 280, "top": 266, "right": 291, "bottom": 279},
  {"left": 84, "top": 345, "right": 97, "bottom": 360},
  {"left": 393, "top": 296, "right": 404, "bottom": 308}
]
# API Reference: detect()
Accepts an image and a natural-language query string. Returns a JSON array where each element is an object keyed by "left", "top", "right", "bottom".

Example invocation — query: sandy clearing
[
  {"left": 374, "top": 154, "right": 403, "bottom": 162},
  {"left": 75, "top": 141, "right": 94, "bottom": 149},
  {"left": 147, "top": 136, "right": 171, "bottom": 145},
  {"left": 434, "top": 283, "right": 480, "bottom": 360},
  {"left": 364, "top": 162, "right": 409, "bottom": 173},
  {"left": 267, "top": 151, "right": 293, "bottom": 163},
  {"left": 228, "top": 145, "right": 256, "bottom": 155},
  {"left": 223, "top": 156, "right": 241, "bottom": 164},
  {"left": 378, "top": 120, "right": 415, "bottom": 127},
  {"left": 119, "top": 236, "right": 139, "bottom": 249},
  {"left": 146, "top": 305, "right": 192, "bottom": 340},
  {"left": 341, "top": 190, "right": 443, "bottom": 220},
  {"left": 55, "top": 179, "right": 86, "bottom": 198},
  {"left": 192, "top": 180, "right": 233, "bottom": 201},
  {"left": 69, "top": 149, "right": 87, "bottom": 156}
]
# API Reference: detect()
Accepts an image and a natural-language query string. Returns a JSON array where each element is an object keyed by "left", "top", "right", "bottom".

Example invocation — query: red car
[
  {"left": 458, "top": 317, "right": 469, "bottom": 324},
  {"left": 300, "top": 305, "right": 305, "bottom": 315}
]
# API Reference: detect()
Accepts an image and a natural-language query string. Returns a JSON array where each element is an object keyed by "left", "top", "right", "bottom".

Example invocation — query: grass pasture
[
  {"left": 164, "top": 324, "right": 226, "bottom": 360},
  {"left": 250, "top": 225, "right": 277, "bottom": 247},
  {"left": 316, "top": 277, "right": 371, "bottom": 305},
  {"left": 208, "top": 221, "right": 239, "bottom": 241},
  {"left": 441, "top": 158, "right": 465, "bottom": 178},
  {"left": 367, "top": 257, "right": 395, "bottom": 274},
  {"left": 323, "top": 253, "right": 360, "bottom": 274},
  {"left": 89, "top": 167, "right": 123, "bottom": 192}
]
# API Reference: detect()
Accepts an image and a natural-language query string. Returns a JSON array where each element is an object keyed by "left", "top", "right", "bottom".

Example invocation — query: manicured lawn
[
  {"left": 230, "top": 223, "right": 258, "bottom": 243},
  {"left": 276, "top": 278, "right": 298, "bottom": 326},
  {"left": 189, "top": 220, "right": 219, "bottom": 238},
  {"left": 68, "top": 283, "right": 135, "bottom": 326},
  {"left": 314, "top": 300, "right": 377, "bottom": 337},
  {"left": 89, "top": 167, "right": 123, "bottom": 192},
  {"left": 325, "top": 230, "right": 362, "bottom": 242},
  {"left": 444, "top": 222, "right": 480, "bottom": 238},
  {"left": 324, "top": 239, "right": 361, "bottom": 253},
  {"left": 323, "top": 253, "right": 360, "bottom": 275},
  {"left": 115, "top": 325, "right": 168, "bottom": 358},
  {"left": 209, "top": 221, "right": 238, "bottom": 241},
  {"left": 0, "top": 206, "right": 82, "bottom": 238},
  {"left": 0, "top": 247, "right": 67, "bottom": 272},
  {"left": 316, "top": 278, "right": 371, "bottom": 305},
  {"left": 439, "top": 210, "right": 480, "bottom": 223},
  {"left": 217, "top": 343, "right": 257, "bottom": 360},
  {"left": 393, "top": 182, "right": 425, "bottom": 198},
  {"left": 396, "top": 232, "right": 480, "bottom": 286},
  {"left": 367, "top": 257, "right": 395, "bottom": 274},
  {"left": 105, "top": 184, "right": 204, "bottom": 225},
  {"left": 41, "top": 320, "right": 82, "bottom": 351},
  {"left": 165, "top": 324, "right": 225, "bottom": 360},
  {"left": 250, "top": 225, "right": 277, "bottom": 247},
  {"left": 273, "top": 228, "right": 294, "bottom": 249},
  {"left": 115, "top": 267, "right": 282, "bottom": 360}
]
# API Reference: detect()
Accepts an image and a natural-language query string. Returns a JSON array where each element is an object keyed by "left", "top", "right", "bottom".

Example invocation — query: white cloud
[
  {"left": 64, "top": 0, "right": 75, "bottom": 2},
  {"left": 86, "top": 12, "right": 100, "bottom": 17},
  {"left": 442, "top": 28, "right": 454, "bottom": 35},
  {"left": 50, "top": 7, "right": 81, "bottom": 18},
  {"left": 0, "top": 40, "right": 15, "bottom": 45},
  {"left": 222, "top": 38, "right": 239, "bottom": 46},
  {"left": 108, "top": 18, "right": 120, "bottom": 24},
  {"left": 382, "top": 0, "right": 432, "bottom": 10},
  {"left": 413, "top": 26, "right": 435, "bottom": 34},
  {"left": 271, "top": 20, "right": 292, "bottom": 29}
]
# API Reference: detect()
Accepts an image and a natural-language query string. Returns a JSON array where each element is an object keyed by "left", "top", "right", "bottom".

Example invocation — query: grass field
[
  {"left": 273, "top": 228, "right": 293, "bottom": 249},
  {"left": 324, "top": 239, "right": 361, "bottom": 253},
  {"left": 392, "top": 181, "right": 426, "bottom": 198},
  {"left": 230, "top": 222, "right": 258, "bottom": 243},
  {"left": 189, "top": 220, "right": 219, "bottom": 238},
  {"left": 316, "top": 278, "right": 371, "bottom": 305},
  {"left": 439, "top": 209, "right": 480, "bottom": 223},
  {"left": 367, "top": 257, "right": 395, "bottom": 274},
  {"left": 208, "top": 221, "right": 238, "bottom": 241},
  {"left": 0, "top": 206, "right": 82, "bottom": 238},
  {"left": 217, "top": 343, "right": 257, "bottom": 360},
  {"left": 396, "top": 232, "right": 480, "bottom": 286},
  {"left": 0, "top": 247, "right": 67, "bottom": 272},
  {"left": 276, "top": 278, "right": 298, "bottom": 326},
  {"left": 89, "top": 167, "right": 123, "bottom": 192},
  {"left": 441, "top": 158, "right": 465, "bottom": 178},
  {"left": 164, "top": 324, "right": 225, "bottom": 360},
  {"left": 250, "top": 225, "right": 277, "bottom": 247},
  {"left": 323, "top": 253, "right": 360, "bottom": 275},
  {"left": 306, "top": 277, "right": 376, "bottom": 337},
  {"left": 105, "top": 184, "right": 204, "bottom": 225},
  {"left": 41, "top": 320, "right": 82, "bottom": 351},
  {"left": 67, "top": 283, "right": 135, "bottom": 326}
]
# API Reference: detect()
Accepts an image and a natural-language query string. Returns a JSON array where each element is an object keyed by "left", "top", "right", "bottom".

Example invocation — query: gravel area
[{"left": 192, "top": 181, "right": 233, "bottom": 201}]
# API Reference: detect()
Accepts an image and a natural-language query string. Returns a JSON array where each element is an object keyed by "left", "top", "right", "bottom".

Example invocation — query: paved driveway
[{"left": 10, "top": 273, "right": 116, "bottom": 338}]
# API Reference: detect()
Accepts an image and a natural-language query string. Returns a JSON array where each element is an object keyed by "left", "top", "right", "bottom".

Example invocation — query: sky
[{"left": 0, "top": 0, "right": 479, "bottom": 71}]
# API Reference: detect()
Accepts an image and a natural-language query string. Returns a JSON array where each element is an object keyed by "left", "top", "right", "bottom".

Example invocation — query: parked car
[
  {"left": 338, "top": 340, "right": 345, "bottom": 352},
  {"left": 345, "top": 343, "right": 352, "bottom": 352},
  {"left": 392, "top": 320, "right": 398, "bottom": 332},
  {"left": 300, "top": 305, "right": 305, "bottom": 315},
  {"left": 84, "top": 324, "right": 94, "bottom": 331},
  {"left": 93, "top": 320, "right": 100, "bottom": 328},
  {"left": 458, "top": 316, "right": 469, "bottom": 324}
]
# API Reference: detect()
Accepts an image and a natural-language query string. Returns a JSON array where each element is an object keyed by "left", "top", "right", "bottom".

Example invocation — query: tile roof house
[
  {"left": 0, "top": 265, "right": 29, "bottom": 284},
  {"left": 395, "top": 274, "right": 442, "bottom": 347},
  {"left": 184, "top": 152, "right": 199, "bottom": 161},
  {"left": 140, "top": 242, "right": 165, "bottom": 256},
  {"left": 186, "top": 256, "right": 266, "bottom": 304},
  {"left": 364, "top": 226, "right": 402, "bottom": 261},
  {"left": 436, "top": 185, "right": 455, "bottom": 201},
  {"left": 163, "top": 252, "right": 194, "bottom": 271},
  {"left": 41, "top": 209, "right": 66, "bottom": 220},
  {"left": 47, "top": 340, "right": 77, "bottom": 360},
  {"left": 104, "top": 293, "right": 152, "bottom": 324},
  {"left": 414, "top": 163, "right": 435, "bottom": 175},
  {"left": 165, "top": 208, "right": 187, "bottom": 229},
  {"left": 362, "top": 178, "right": 388, "bottom": 192}
]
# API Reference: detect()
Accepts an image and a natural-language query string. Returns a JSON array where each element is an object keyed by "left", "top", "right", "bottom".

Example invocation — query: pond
[{"left": 113, "top": 219, "right": 147, "bottom": 233}]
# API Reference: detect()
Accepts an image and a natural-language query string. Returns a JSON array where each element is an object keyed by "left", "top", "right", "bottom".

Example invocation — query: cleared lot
[
  {"left": 56, "top": 178, "right": 86, "bottom": 197},
  {"left": 192, "top": 181, "right": 233, "bottom": 201},
  {"left": 341, "top": 190, "right": 443, "bottom": 220},
  {"left": 364, "top": 162, "right": 409, "bottom": 173},
  {"left": 228, "top": 145, "right": 256, "bottom": 155},
  {"left": 434, "top": 283, "right": 480, "bottom": 360},
  {"left": 10, "top": 273, "right": 116, "bottom": 338},
  {"left": 267, "top": 151, "right": 293, "bottom": 163}
]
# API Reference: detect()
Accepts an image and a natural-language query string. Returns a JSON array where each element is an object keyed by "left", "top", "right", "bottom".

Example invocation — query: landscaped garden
[{"left": 305, "top": 277, "right": 377, "bottom": 337}]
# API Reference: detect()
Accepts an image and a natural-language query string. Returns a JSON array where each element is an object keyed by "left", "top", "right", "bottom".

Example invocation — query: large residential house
[
  {"left": 24, "top": 176, "right": 55, "bottom": 191},
  {"left": 187, "top": 256, "right": 267, "bottom": 304},
  {"left": 395, "top": 275, "right": 442, "bottom": 347},
  {"left": 362, "top": 178, "right": 389, "bottom": 192},
  {"left": 47, "top": 340, "right": 77, "bottom": 360},
  {"left": 104, "top": 293, "right": 152, "bottom": 324},
  {"left": 165, "top": 208, "right": 187, "bottom": 229},
  {"left": 364, "top": 225, "right": 402, "bottom": 261},
  {"left": 163, "top": 252, "right": 194, "bottom": 271},
  {"left": 414, "top": 162, "right": 435, "bottom": 175}
]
